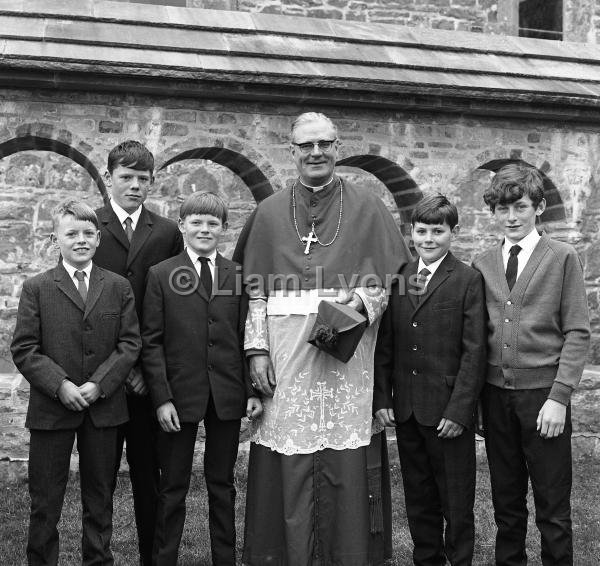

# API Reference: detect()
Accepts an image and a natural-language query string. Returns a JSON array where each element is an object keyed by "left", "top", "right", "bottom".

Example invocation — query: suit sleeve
[
  {"left": 88, "top": 280, "right": 141, "bottom": 397},
  {"left": 141, "top": 267, "right": 173, "bottom": 409},
  {"left": 373, "top": 290, "right": 395, "bottom": 414},
  {"left": 442, "top": 271, "right": 487, "bottom": 427},
  {"left": 239, "top": 289, "right": 255, "bottom": 398},
  {"left": 10, "top": 280, "right": 69, "bottom": 398}
]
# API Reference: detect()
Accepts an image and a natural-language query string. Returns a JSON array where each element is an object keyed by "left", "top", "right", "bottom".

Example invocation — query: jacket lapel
[
  {"left": 180, "top": 252, "right": 209, "bottom": 302},
  {"left": 405, "top": 260, "right": 419, "bottom": 310},
  {"left": 54, "top": 263, "right": 86, "bottom": 312},
  {"left": 214, "top": 254, "right": 231, "bottom": 302},
  {"left": 83, "top": 265, "right": 104, "bottom": 320},
  {"left": 127, "top": 206, "right": 153, "bottom": 268},
  {"left": 98, "top": 205, "right": 130, "bottom": 252},
  {"left": 413, "top": 253, "right": 455, "bottom": 312}
]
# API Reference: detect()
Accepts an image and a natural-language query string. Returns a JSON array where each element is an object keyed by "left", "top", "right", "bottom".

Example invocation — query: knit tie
[
  {"left": 74, "top": 270, "right": 87, "bottom": 303},
  {"left": 506, "top": 244, "right": 522, "bottom": 291},
  {"left": 198, "top": 257, "right": 212, "bottom": 297}
]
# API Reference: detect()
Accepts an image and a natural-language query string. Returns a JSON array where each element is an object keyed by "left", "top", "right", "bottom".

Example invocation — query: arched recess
[
  {"left": 0, "top": 135, "right": 108, "bottom": 202},
  {"left": 336, "top": 155, "right": 422, "bottom": 224},
  {"left": 158, "top": 147, "right": 274, "bottom": 203},
  {"left": 478, "top": 159, "right": 566, "bottom": 222}
]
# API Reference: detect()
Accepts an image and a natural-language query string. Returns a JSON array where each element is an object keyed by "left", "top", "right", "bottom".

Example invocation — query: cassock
[{"left": 239, "top": 176, "right": 410, "bottom": 566}]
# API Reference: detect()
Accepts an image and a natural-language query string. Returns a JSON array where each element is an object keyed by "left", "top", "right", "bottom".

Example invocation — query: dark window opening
[{"left": 519, "top": 0, "right": 562, "bottom": 40}]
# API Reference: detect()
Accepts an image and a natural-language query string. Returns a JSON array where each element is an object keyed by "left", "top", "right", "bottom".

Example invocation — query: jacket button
[
  {"left": 208, "top": 364, "right": 213, "bottom": 371},
  {"left": 411, "top": 345, "right": 418, "bottom": 351},
  {"left": 127, "top": 271, "right": 133, "bottom": 277},
  {"left": 412, "top": 321, "right": 418, "bottom": 327},
  {"left": 208, "top": 342, "right": 213, "bottom": 347},
  {"left": 412, "top": 369, "right": 418, "bottom": 375}
]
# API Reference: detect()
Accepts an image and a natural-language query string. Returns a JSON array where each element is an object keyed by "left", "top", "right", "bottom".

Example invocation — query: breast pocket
[{"left": 432, "top": 300, "right": 459, "bottom": 311}]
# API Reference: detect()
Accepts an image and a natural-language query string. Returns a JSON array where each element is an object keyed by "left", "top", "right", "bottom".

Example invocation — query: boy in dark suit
[
  {"left": 93, "top": 140, "right": 183, "bottom": 564},
  {"left": 11, "top": 200, "right": 141, "bottom": 566},
  {"left": 472, "top": 164, "right": 590, "bottom": 566},
  {"left": 142, "top": 191, "right": 262, "bottom": 566},
  {"left": 374, "top": 194, "right": 486, "bottom": 566}
]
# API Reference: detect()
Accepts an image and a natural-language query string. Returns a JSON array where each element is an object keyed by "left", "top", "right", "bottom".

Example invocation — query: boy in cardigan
[{"left": 472, "top": 163, "right": 590, "bottom": 566}]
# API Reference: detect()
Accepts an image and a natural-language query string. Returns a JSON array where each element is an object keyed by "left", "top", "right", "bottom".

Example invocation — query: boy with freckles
[
  {"left": 11, "top": 200, "right": 140, "bottom": 566},
  {"left": 473, "top": 163, "right": 590, "bottom": 566},
  {"left": 375, "top": 193, "right": 486, "bottom": 566}
]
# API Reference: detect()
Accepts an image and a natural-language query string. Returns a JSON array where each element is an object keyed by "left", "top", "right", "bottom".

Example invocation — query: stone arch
[
  {"left": 0, "top": 134, "right": 108, "bottom": 201},
  {"left": 478, "top": 159, "right": 566, "bottom": 222},
  {"left": 336, "top": 155, "right": 422, "bottom": 224},
  {"left": 157, "top": 147, "right": 275, "bottom": 203}
]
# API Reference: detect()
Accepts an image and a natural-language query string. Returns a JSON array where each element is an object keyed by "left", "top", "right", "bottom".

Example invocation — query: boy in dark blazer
[
  {"left": 11, "top": 200, "right": 141, "bottom": 566},
  {"left": 93, "top": 140, "right": 183, "bottom": 564},
  {"left": 142, "top": 191, "right": 262, "bottom": 566},
  {"left": 473, "top": 164, "right": 590, "bottom": 566},
  {"left": 374, "top": 194, "right": 486, "bottom": 566}
]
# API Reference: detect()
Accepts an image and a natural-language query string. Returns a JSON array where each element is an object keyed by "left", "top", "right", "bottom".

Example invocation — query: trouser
[
  {"left": 115, "top": 393, "right": 159, "bottom": 565},
  {"left": 396, "top": 415, "right": 476, "bottom": 566},
  {"left": 153, "top": 396, "right": 241, "bottom": 566},
  {"left": 28, "top": 414, "right": 118, "bottom": 566},
  {"left": 481, "top": 384, "right": 573, "bottom": 566}
]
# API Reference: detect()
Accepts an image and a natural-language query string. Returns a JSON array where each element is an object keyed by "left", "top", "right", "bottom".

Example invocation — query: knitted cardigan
[{"left": 472, "top": 233, "right": 590, "bottom": 405}]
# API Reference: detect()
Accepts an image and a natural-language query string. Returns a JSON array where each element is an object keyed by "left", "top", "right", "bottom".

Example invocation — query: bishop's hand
[{"left": 249, "top": 354, "right": 276, "bottom": 397}]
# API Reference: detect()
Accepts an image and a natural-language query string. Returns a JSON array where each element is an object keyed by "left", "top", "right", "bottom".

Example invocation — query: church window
[{"left": 518, "top": 0, "right": 563, "bottom": 40}]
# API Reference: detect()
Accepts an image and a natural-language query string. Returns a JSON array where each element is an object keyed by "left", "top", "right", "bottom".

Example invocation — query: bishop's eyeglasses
[{"left": 292, "top": 139, "right": 337, "bottom": 154}]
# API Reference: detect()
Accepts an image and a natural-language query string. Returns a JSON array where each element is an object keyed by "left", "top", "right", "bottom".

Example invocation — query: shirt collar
[
  {"left": 186, "top": 247, "right": 217, "bottom": 266},
  {"left": 503, "top": 228, "right": 541, "bottom": 256},
  {"left": 417, "top": 252, "right": 448, "bottom": 278},
  {"left": 110, "top": 199, "right": 142, "bottom": 226},
  {"left": 62, "top": 259, "right": 93, "bottom": 280}
]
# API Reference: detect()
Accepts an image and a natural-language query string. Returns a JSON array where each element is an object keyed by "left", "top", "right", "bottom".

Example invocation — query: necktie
[
  {"left": 198, "top": 257, "right": 212, "bottom": 297},
  {"left": 506, "top": 244, "right": 522, "bottom": 291},
  {"left": 74, "top": 270, "right": 87, "bottom": 303},
  {"left": 416, "top": 268, "right": 431, "bottom": 303},
  {"left": 124, "top": 217, "right": 133, "bottom": 243}
]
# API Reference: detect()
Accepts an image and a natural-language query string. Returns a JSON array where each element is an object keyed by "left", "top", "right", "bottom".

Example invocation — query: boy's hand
[
  {"left": 79, "top": 382, "right": 101, "bottom": 404},
  {"left": 57, "top": 380, "right": 89, "bottom": 411},
  {"left": 537, "top": 399, "right": 566, "bottom": 438},
  {"left": 375, "top": 408, "right": 395, "bottom": 427},
  {"left": 437, "top": 418, "right": 464, "bottom": 439},
  {"left": 246, "top": 397, "right": 263, "bottom": 420},
  {"left": 157, "top": 401, "right": 181, "bottom": 433},
  {"left": 126, "top": 366, "right": 148, "bottom": 396},
  {"left": 249, "top": 355, "right": 276, "bottom": 397}
]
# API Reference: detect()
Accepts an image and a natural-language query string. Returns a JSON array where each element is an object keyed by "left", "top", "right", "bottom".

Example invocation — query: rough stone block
[{"left": 98, "top": 120, "right": 123, "bottom": 133}]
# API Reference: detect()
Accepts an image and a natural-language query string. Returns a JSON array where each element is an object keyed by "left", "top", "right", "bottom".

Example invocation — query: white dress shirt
[
  {"left": 186, "top": 248, "right": 217, "bottom": 285},
  {"left": 502, "top": 228, "right": 541, "bottom": 280},
  {"left": 110, "top": 200, "right": 142, "bottom": 232},
  {"left": 62, "top": 259, "right": 93, "bottom": 292},
  {"left": 417, "top": 252, "right": 448, "bottom": 291}
]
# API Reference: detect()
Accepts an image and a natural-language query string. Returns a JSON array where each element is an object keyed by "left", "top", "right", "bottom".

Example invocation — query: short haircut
[
  {"left": 411, "top": 193, "right": 459, "bottom": 229},
  {"left": 483, "top": 163, "right": 545, "bottom": 213},
  {"left": 107, "top": 140, "right": 154, "bottom": 174},
  {"left": 51, "top": 199, "right": 99, "bottom": 231},
  {"left": 290, "top": 112, "right": 338, "bottom": 140},
  {"left": 179, "top": 191, "right": 228, "bottom": 223}
]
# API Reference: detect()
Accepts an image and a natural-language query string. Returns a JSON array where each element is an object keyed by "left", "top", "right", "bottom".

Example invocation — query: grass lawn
[{"left": 1, "top": 451, "right": 598, "bottom": 565}]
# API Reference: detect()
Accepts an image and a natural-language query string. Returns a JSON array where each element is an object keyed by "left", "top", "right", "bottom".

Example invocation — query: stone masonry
[{"left": 1, "top": 0, "right": 599, "bottom": 471}]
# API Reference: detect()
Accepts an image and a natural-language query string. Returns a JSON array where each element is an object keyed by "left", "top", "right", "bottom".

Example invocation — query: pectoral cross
[{"left": 301, "top": 231, "right": 318, "bottom": 254}]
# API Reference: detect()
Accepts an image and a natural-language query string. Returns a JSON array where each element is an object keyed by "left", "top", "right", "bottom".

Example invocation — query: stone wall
[{"left": 2, "top": 82, "right": 600, "bottom": 467}]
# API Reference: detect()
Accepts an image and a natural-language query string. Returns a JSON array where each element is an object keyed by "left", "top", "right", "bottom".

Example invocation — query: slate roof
[{"left": 1, "top": 0, "right": 600, "bottom": 121}]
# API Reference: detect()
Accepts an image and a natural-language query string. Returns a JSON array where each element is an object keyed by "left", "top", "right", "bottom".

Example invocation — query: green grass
[{"left": 1, "top": 452, "right": 598, "bottom": 565}]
